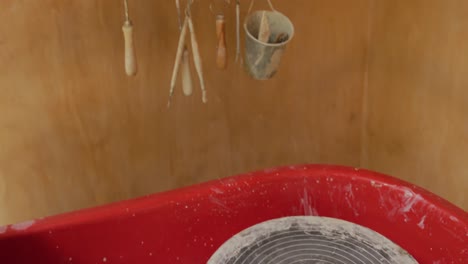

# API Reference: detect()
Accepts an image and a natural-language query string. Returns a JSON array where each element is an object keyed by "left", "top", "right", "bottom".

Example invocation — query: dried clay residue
[
  {"left": 382, "top": 188, "right": 425, "bottom": 220},
  {"left": 417, "top": 215, "right": 427, "bottom": 229},
  {"left": 300, "top": 188, "right": 318, "bottom": 216},
  {"left": 211, "top": 187, "right": 224, "bottom": 194},
  {"left": 370, "top": 180, "right": 383, "bottom": 188},
  {"left": 344, "top": 184, "right": 360, "bottom": 217},
  {"left": 11, "top": 220, "right": 35, "bottom": 231},
  {"left": 209, "top": 196, "right": 231, "bottom": 212},
  {"left": 400, "top": 189, "right": 424, "bottom": 214}
]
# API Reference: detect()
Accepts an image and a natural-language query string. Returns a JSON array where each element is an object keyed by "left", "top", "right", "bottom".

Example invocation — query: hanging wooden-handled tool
[
  {"left": 235, "top": 0, "right": 241, "bottom": 63},
  {"left": 258, "top": 11, "right": 271, "bottom": 43},
  {"left": 181, "top": 48, "right": 193, "bottom": 96},
  {"left": 216, "top": 15, "right": 227, "bottom": 69},
  {"left": 122, "top": 0, "right": 137, "bottom": 76},
  {"left": 210, "top": 0, "right": 230, "bottom": 70}
]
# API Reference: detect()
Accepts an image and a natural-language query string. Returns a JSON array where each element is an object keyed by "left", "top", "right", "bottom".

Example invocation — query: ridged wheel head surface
[{"left": 208, "top": 216, "right": 418, "bottom": 264}]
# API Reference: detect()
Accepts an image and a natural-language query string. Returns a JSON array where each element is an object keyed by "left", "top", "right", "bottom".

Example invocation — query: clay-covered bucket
[{"left": 244, "top": 10, "right": 294, "bottom": 80}]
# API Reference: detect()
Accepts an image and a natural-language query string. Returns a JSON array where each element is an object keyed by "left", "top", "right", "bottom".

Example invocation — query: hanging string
[
  {"left": 248, "top": 0, "right": 276, "bottom": 14},
  {"left": 209, "top": 0, "right": 231, "bottom": 15}
]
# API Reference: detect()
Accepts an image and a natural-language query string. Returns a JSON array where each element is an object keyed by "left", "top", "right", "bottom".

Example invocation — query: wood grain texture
[
  {"left": 0, "top": 0, "right": 367, "bottom": 225},
  {"left": 365, "top": 0, "right": 468, "bottom": 210}
]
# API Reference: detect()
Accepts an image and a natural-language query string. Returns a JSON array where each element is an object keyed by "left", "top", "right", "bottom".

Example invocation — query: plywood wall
[
  {"left": 0, "top": 1, "right": 368, "bottom": 225},
  {"left": 1, "top": 0, "right": 465, "bottom": 226},
  {"left": 364, "top": 0, "right": 468, "bottom": 209}
]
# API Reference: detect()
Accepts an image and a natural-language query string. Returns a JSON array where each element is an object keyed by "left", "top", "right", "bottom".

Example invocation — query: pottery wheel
[{"left": 208, "top": 216, "right": 417, "bottom": 264}]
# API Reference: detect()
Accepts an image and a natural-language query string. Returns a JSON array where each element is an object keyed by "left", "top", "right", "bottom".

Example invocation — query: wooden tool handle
[
  {"left": 235, "top": 1, "right": 241, "bottom": 63},
  {"left": 258, "top": 11, "right": 270, "bottom": 43},
  {"left": 122, "top": 22, "right": 137, "bottom": 76},
  {"left": 181, "top": 47, "right": 193, "bottom": 96},
  {"left": 216, "top": 15, "right": 227, "bottom": 70}
]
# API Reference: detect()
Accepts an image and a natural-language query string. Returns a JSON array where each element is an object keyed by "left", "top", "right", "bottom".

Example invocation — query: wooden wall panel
[
  {"left": 365, "top": 0, "right": 468, "bottom": 209},
  {"left": 0, "top": 1, "right": 368, "bottom": 225}
]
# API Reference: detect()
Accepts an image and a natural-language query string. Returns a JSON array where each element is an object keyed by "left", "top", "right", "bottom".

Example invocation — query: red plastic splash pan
[{"left": 0, "top": 165, "right": 466, "bottom": 263}]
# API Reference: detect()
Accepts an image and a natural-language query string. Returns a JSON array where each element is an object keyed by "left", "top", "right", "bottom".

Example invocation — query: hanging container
[{"left": 244, "top": 1, "right": 294, "bottom": 80}]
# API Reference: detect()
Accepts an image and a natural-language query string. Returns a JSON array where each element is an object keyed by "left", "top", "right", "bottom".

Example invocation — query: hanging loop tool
[
  {"left": 168, "top": 0, "right": 207, "bottom": 107},
  {"left": 187, "top": 4, "right": 207, "bottom": 103},
  {"left": 122, "top": 0, "right": 137, "bottom": 76},
  {"left": 168, "top": 15, "right": 189, "bottom": 107}
]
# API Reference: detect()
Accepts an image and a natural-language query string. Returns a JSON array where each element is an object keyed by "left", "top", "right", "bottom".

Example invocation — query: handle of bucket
[{"left": 247, "top": 0, "right": 276, "bottom": 14}]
